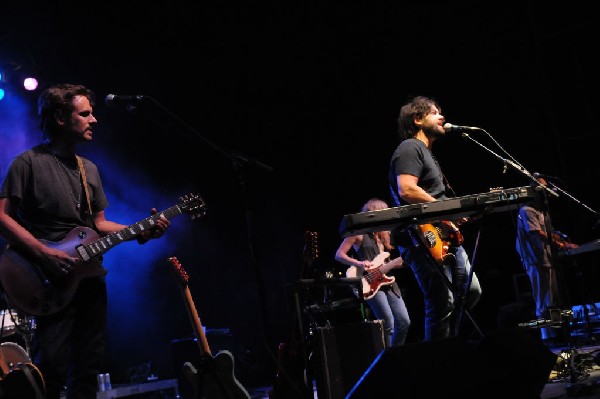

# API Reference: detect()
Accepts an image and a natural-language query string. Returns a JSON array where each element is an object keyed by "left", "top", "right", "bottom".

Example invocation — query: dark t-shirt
[
  {"left": 388, "top": 138, "right": 446, "bottom": 207},
  {"left": 388, "top": 138, "right": 446, "bottom": 246},
  {"left": 0, "top": 144, "right": 108, "bottom": 242}
]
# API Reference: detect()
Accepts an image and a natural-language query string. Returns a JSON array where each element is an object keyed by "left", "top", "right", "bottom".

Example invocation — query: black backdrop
[{"left": 1, "top": 1, "right": 600, "bottom": 388}]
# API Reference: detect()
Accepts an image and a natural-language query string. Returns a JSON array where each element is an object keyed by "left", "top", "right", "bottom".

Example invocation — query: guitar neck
[
  {"left": 76, "top": 204, "right": 185, "bottom": 261},
  {"left": 181, "top": 286, "right": 212, "bottom": 357}
]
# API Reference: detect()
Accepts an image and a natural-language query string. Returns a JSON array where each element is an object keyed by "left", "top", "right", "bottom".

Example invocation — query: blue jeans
[
  {"left": 401, "top": 245, "right": 481, "bottom": 340},
  {"left": 366, "top": 285, "right": 411, "bottom": 347},
  {"left": 523, "top": 262, "right": 558, "bottom": 340}
]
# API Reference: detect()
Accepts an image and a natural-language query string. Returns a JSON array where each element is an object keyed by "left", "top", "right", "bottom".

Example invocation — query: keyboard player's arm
[{"left": 398, "top": 174, "right": 470, "bottom": 225}]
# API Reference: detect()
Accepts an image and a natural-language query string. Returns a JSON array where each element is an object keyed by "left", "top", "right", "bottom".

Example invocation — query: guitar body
[
  {"left": 183, "top": 350, "right": 250, "bottom": 399},
  {"left": 0, "top": 227, "right": 105, "bottom": 316},
  {"left": 0, "top": 194, "right": 206, "bottom": 316},
  {"left": 416, "top": 221, "right": 464, "bottom": 265},
  {"left": 346, "top": 251, "right": 398, "bottom": 300},
  {"left": 167, "top": 257, "right": 250, "bottom": 399}
]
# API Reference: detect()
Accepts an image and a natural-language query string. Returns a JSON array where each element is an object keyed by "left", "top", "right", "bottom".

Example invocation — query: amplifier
[{"left": 313, "top": 320, "right": 385, "bottom": 399}]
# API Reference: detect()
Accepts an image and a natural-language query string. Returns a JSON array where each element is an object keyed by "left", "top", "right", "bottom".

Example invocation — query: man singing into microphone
[{"left": 388, "top": 95, "right": 482, "bottom": 340}]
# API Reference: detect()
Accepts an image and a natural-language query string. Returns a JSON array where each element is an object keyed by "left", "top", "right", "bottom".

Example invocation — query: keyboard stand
[{"left": 407, "top": 224, "right": 484, "bottom": 340}]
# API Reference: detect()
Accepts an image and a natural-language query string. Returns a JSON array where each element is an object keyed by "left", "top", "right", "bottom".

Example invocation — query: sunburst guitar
[{"left": 414, "top": 220, "right": 464, "bottom": 266}]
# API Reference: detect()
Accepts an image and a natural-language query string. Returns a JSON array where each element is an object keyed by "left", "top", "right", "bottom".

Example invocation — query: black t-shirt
[
  {"left": 388, "top": 138, "right": 446, "bottom": 206},
  {"left": 388, "top": 138, "right": 447, "bottom": 246},
  {"left": 0, "top": 144, "right": 108, "bottom": 242}
]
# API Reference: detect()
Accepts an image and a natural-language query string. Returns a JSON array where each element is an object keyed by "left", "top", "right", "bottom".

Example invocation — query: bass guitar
[
  {"left": 167, "top": 256, "right": 250, "bottom": 399},
  {"left": 0, "top": 194, "right": 206, "bottom": 316},
  {"left": 345, "top": 251, "right": 404, "bottom": 300}
]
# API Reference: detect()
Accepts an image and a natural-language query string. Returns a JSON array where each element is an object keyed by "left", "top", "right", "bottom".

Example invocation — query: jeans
[
  {"left": 367, "top": 285, "right": 411, "bottom": 347},
  {"left": 401, "top": 245, "right": 481, "bottom": 340},
  {"left": 523, "top": 263, "right": 558, "bottom": 340}
]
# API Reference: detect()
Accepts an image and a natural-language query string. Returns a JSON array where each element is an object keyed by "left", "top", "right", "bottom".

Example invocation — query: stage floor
[{"left": 249, "top": 336, "right": 600, "bottom": 399}]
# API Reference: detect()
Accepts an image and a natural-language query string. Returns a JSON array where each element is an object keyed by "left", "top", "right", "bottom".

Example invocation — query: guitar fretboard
[{"left": 75, "top": 204, "right": 185, "bottom": 261}]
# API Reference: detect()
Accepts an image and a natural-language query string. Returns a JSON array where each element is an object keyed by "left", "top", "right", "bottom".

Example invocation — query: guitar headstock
[
  {"left": 303, "top": 231, "right": 319, "bottom": 262},
  {"left": 167, "top": 256, "right": 190, "bottom": 288},
  {"left": 179, "top": 193, "right": 208, "bottom": 221}
]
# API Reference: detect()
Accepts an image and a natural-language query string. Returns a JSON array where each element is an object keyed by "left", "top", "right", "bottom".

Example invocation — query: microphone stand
[
  {"left": 459, "top": 132, "right": 570, "bottom": 324},
  {"left": 544, "top": 181, "right": 600, "bottom": 221},
  {"left": 139, "top": 96, "right": 275, "bottom": 349},
  {"left": 542, "top": 181, "right": 600, "bottom": 343},
  {"left": 465, "top": 130, "right": 600, "bottom": 339}
]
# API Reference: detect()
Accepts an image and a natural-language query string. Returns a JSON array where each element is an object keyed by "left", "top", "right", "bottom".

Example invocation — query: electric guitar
[
  {"left": 269, "top": 231, "right": 318, "bottom": 399},
  {"left": 0, "top": 194, "right": 206, "bottom": 316},
  {"left": 413, "top": 220, "right": 464, "bottom": 266},
  {"left": 345, "top": 251, "right": 403, "bottom": 300},
  {"left": 167, "top": 256, "right": 250, "bottom": 399}
]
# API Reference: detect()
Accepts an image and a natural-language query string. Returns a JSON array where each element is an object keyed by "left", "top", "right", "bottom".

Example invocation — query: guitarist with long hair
[
  {"left": 0, "top": 83, "right": 172, "bottom": 399},
  {"left": 335, "top": 198, "right": 410, "bottom": 348},
  {"left": 388, "top": 95, "right": 482, "bottom": 341}
]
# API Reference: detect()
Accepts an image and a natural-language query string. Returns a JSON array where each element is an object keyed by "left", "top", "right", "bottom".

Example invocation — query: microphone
[
  {"left": 443, "top": 123, "right": 482, "bottom": 132},
  {"left": 104, "top": 94, "right": 147, "bottom": 106}
]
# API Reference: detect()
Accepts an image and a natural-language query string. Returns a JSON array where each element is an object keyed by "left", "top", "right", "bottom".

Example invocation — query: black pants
[{"left": 32, "top": 276, "right": 107, "bottom": 399}]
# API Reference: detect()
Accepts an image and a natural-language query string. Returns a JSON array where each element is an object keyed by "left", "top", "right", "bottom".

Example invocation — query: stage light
[
  {"left": 0, "top": 61, "right": 40, "bottom": 101},
  {"left": 0, "top": 88, "right": 5, "bottom": 101},
  {"left": 23, "top": 77, "right": 38, "bottom": 91}
]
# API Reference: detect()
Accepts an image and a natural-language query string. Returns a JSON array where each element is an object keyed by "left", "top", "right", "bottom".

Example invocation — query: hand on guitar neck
[
  {"left": 0, "top": 194, "right": 206, "bottom": 316},
  {"left": 552, "top": 231, "right": 578, "bottom": 250}
]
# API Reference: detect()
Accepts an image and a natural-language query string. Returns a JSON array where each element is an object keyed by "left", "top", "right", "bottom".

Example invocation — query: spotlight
[
  {"left": 23, "top": 77, "right": 38, "bottom": 91},
  {"left": 0, "top": 61, "right": 41, "bottom": 99}
]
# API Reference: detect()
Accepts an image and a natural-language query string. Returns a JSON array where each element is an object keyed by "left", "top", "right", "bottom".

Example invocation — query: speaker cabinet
[
  {"left": 313, "top": 320, "right": 385, "bottom": 399},
  {"left": 346, "top": 328, "right": 557, "bottom": 399}
]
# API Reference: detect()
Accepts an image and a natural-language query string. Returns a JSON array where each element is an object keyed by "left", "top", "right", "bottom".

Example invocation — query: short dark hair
[{"left": 38, "top": 83, "right": 96, "bottom": 141}]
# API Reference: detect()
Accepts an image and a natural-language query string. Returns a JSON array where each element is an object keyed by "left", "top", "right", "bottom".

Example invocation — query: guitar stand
[{"left": 408, "top": 225, "right": 484, "bottom": 339}]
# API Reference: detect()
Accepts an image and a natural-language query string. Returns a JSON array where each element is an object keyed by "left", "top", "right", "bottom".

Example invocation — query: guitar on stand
[
  {"left": 269, "top": 231, "right": 318, "bottom": 399},
  {"left": 167, "top": 256, "right": 250, "bottom": 399}
]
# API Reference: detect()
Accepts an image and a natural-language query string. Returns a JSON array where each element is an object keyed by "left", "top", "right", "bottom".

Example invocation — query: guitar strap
[{"left": 76, "top": 156, "right": 93, "bottom": 216}]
